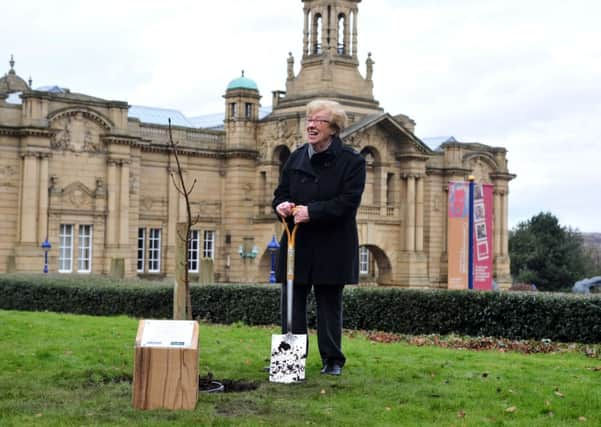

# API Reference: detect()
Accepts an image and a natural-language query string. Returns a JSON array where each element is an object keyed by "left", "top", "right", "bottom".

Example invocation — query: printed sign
[
  {"left": 447, "top": 181, "right": 494, "bottom": 290},
  {"left": 140, "top": 320, "right": 196, "bottom": 348},
  {"left": 447, "top": 181, "right": 470, "bottom": 289},
  {"left": 472, "top": 183, "right": 494, "bottom": 290}
]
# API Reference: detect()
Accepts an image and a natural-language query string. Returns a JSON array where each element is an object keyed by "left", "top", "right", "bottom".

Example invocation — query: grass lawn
[{"left": 1, "top": 310, "right": 600, "bottom": 426}]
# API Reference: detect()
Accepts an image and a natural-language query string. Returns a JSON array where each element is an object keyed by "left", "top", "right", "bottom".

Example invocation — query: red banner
[
  {"left": 447, "top": 181, "right": 494, "bottom": 291},
  {"left": 472, "top": 183, "right": 494, "bottom": 290}
]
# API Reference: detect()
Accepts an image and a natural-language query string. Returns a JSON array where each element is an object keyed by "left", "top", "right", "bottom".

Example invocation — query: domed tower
[
  {"left": 221, "top": 71, "right": 262, "bottom": 282},
  {"left": 223, "top": 71, "right": 261, "bottom": 149},
  {"left": 0, "top": 55, "right": 31, "bottom": 99},
  {"left": 274, "top": 0, "right": 381, "bottom": 115}
]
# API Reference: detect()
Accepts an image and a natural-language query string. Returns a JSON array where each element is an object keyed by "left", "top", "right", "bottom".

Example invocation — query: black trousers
[{"left": 281, "top": 283, "right": 345, "bottom": 367}]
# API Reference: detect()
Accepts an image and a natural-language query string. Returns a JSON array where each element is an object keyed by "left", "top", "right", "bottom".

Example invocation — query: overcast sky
[{"left": 3, "top": 0, "right": 600, "bottom": 232}]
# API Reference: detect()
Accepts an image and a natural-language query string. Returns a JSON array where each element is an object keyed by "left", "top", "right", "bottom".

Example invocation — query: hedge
[{"left": 1, "top": 274, "right": 601, "bottom": 343}]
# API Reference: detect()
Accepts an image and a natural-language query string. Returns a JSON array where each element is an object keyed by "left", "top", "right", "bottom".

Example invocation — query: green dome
[{"left": 226, "top": 71, "right": 258, "bottom": 91}]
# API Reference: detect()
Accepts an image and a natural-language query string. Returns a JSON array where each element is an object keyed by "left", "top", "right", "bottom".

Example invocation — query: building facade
[{"left": 0, "top": 0, "right": 514, "bottom": 287}]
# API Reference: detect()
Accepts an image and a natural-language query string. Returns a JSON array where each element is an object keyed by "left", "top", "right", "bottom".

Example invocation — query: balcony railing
[{"left": 358, "top": 205, "right": 398, "bottom": 220}]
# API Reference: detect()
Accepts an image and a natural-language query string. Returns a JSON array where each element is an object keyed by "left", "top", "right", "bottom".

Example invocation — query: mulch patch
[{"left": 355, "top": 330, "right": 601, "bottom": 358}]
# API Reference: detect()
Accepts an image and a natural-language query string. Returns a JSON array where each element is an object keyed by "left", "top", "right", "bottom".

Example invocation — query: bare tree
[{"left": 167, "top": 119, "right": 200, "bottom": 320}]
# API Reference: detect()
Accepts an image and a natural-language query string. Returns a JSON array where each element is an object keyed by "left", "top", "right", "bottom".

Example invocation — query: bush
[{"left": 1, "top": 274, "right": 601, "bottom": 343}]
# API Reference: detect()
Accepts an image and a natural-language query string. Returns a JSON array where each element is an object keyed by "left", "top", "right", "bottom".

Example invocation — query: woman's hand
[
  {"left": 293, "top": 205, "right": 310, "bottom": 224},
  {"left": 276, "top": 201, "right": 296, "bottom": 217}
]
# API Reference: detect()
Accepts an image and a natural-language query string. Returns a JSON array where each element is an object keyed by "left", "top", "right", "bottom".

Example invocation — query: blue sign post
[
  {"left": 467, "top": 176, "right": 475, "bottom": 290},
  {"left": 41, "top": 238, "right": 51, "bottom": 274},
  {"left": 267, "top": 235, "right": 280, "bottom": 284}
]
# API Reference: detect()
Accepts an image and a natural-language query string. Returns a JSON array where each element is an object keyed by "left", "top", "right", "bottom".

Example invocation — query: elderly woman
[{"left": 273, "top": 99, "right": 366, "bottom": 376}]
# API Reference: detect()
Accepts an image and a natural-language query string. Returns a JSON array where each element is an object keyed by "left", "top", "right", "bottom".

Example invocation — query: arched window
[
  {"left": 338, "top": 14, "right": 346, "bottom": 55},
  {"left": 349, "top": 10, "right": 355, "bottom": 55},
  {"left": 274, "top": 146, "right": 291, "bottom": 175},
  {"left": 360, "top": 147, "right": 375, "bottom": 165},
  {"left": 312, "top": 13, "right": 322, "bottom": 54}
]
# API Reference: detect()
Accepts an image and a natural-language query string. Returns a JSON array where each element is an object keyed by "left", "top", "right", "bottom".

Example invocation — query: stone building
[{"left": 0, "top": 0, "right": 514, "bottom": 287}]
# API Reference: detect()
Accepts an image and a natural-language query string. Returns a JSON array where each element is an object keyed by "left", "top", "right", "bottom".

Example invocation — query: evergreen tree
[{"left": 509, "top": 212, "right": 592, "bottom": 291}]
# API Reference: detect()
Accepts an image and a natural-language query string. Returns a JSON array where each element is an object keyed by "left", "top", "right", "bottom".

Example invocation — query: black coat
[{"left": 273, "top": 137, "right": 366, "bottom": 285}]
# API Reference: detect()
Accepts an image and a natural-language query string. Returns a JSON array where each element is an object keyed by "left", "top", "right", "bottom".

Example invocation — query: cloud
[{"left": 2, "top": 0, "right": 600, "bottom": 232}]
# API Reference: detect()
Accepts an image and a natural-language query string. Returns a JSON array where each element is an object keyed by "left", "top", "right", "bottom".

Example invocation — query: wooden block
[{"left": 132, "top": 320, "right": 199, "bottom": 410}]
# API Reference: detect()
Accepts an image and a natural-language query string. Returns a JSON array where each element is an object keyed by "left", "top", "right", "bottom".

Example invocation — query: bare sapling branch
[{"left": 167, "top": 118, "right": 199, "bottom": 320}]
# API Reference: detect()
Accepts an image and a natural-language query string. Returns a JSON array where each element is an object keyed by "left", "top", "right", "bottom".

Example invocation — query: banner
[
  {"left": 447, "top": 182, "right": 469, "bottom": 289},
  {"left": 472, "top": 183, "right": 494, "bottom": 290},
  {"left": 447, "top": 181, "right": 494, "bottom": 291}
]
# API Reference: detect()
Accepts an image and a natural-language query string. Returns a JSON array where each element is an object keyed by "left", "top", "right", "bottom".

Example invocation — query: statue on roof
[
  {"left": 366, "top": 52, "right": 374, "bottom": 81},
  {"left": 287, "top": 52, "right": 295, "bottom": 80}
]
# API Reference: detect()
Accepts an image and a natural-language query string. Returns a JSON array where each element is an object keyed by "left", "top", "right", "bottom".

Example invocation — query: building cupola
[
  {"left": 224, "top": 70, "right": 261, "bottom": 122},
  {"left": 0, "top": 55, "right": 31, "bottom": 97}
]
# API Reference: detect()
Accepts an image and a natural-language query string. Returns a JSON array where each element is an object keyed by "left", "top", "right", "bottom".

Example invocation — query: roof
[
  {"left": 420, "top": 136, "right": 457, "bottom": 151},
  {"left": 226, "top": 71, "right": 258, "bottom": 91},
  {"left": 128, "top": 105, "right": 194, "bottom": 127},
  {"left": 0, "top": 55, "right": 30, "bottom": 95},
  {"left": 188, "top": 112, "right": 226, "bottom": 129},
  {"left": 188, "top": 106, "right": 272, "bottom": 130},
  {"left": 36, "top": 85, "right": 69, "bottom": 94},
  {"left": 341, "top": 112, "right": 433, "bottom": 154}
]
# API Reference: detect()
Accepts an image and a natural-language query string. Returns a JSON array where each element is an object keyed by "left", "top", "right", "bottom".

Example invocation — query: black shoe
[{"left": 321, "top": 362, "right": 342, "bottom": 376}]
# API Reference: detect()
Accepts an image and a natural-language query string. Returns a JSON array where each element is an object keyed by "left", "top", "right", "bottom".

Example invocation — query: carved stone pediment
[
  {"left": 61, "top": 181, "right": 95, "bottom": 210},
  {"left": 464, "top": 153, "right": 498, "bottom": 183},
  {"left": 49, "top": 109, "right": 109, "bottom": 154}
]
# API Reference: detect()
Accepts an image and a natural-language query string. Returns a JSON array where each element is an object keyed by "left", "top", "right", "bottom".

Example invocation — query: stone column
[
  {"left": 106, "top": 159, "right": 118, "bottom": 245},
  {"left": 321, "top": 8, "right": 328, "bottom": 51},
  {"left": 441, "top": 186, "right": 448, "bottom": 252},
  {"left": 415, "top": 175, "right": 424, "bottom": 252},
  {"left": 178, "top": 169, "right": 187, "bottom": 223},
  {"left": 493, "top": 189, "right": 501, "bottom": 255},
  {"left": 501, "top": 190, "right": 509, "bottom": 256},
  {"left": 303, "top": 9, "right": 309, "bottom": 56},
  {"left": 167, "top": 166, "right": 178, "bottom": 247},
  {"left": 344, "top": 11, "right": 351, "bottom": 54},
  {"left": 351, "top": 9, "right": 358, "bottom": 58},
  {"left": 119, "top": 160, "right": 130, "bottom": 246},
  {"left": 37, "top": 154, "right": 49, "bottom": 242},
  {"left": 405, "top": 175, "right": 416, "bottom": 252},
  {"left": 379, "top": 169, "right": 387, "bottom": 215},
  {"left": 20, "top": 153, "right": 38, "bottom": 243},
  {"left": 330, "top": 7, "right": 338, "bottom": 52}
]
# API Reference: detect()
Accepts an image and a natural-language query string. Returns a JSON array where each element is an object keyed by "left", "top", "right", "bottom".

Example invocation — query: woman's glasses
[{"left": 306, "top": 118, "right": 330, "bottom": 125}]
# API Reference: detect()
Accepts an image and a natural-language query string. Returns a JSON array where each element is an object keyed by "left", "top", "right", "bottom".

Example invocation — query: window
[
  {"left": 58, "top": 224, "right": 74, "bottom": 273},
  {"left": 337, "top": 14, "right": 346, "bottom": 54},
  {"left": 245, "top": 103, "right": 252, "bottom": 119},
  {"left": 359, "top": 246, "right": 370, "bottom": 275},
  {"left": 188, "top": 230, "right": 200, "bottom": 272},
  {"left": 148, "top": 228, "right": 161, "bottom": 273},
  {"left": 77, "top": 225, "right": 93, "bottom": 273},
  {"left": 230, "top": 102, "right": 236, "bottom": 118},
  {"left": 137, "top": 228, "right": 146, "bottom": 272},
  {"left": 203, "top": 230, "right": 215, "bottom": 259}
]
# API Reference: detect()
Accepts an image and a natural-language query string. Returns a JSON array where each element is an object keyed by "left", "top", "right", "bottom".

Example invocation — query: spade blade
[{"left": 269, "top": 333, "right": 307, "bottom": 383}]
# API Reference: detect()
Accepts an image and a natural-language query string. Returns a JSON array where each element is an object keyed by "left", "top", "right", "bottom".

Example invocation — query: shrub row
[{"left": 1, "top": 274, "right": 601, "bottom": 343}]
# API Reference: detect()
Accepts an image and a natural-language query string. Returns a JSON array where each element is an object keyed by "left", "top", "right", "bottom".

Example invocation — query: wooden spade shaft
[{"left": 281, "top": 216, "right": 299, "bottom": 335}]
